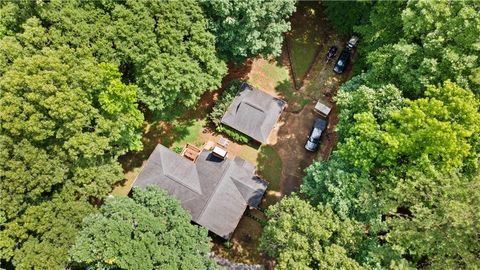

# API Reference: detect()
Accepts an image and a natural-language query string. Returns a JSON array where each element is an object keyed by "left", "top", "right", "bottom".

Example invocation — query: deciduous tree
[
  {"left": 69, "top": 186, "right": 217, "bottom": 270},
  {"left": 201, "top": 0, "right": 296, "bottom": 62},
  {"left": 260, "top": 196, "right": 365, "bottom": 270}
]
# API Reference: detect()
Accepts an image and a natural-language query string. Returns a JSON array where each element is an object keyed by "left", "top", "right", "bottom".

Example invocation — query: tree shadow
[
  {"left": 256, "top": 145, "right": 282, "bottom": 192},
  {"left": 119, "top": 119, "right": 194, "bottom": 172}
]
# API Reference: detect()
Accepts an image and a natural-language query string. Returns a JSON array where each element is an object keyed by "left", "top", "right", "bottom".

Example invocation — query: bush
[
  {"left": 209, "top": 80, "right": 250, "bottom": 144},
  {"left": 216, "top": 124, "right": 250, "bottom": 144},
  {"left": 209, "top": 80, "right": 242, "bottom": 126}
]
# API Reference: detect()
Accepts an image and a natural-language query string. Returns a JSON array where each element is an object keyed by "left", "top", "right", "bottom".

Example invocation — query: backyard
[{"left": 113, "top": 1, "right": 352, "bottom": 265}]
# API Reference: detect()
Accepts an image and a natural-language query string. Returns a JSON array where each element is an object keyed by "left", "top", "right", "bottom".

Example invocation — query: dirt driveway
[{"left": 269, "top": 101, "right": 317, "bottom": 194}]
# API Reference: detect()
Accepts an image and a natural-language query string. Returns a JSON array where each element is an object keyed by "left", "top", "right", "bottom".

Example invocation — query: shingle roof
[
  {"left": 221, "top": 83, "right": 286, "bottom": 143},
  {"left": 133, "top": 144, "right": 268, "bottom": 239}
]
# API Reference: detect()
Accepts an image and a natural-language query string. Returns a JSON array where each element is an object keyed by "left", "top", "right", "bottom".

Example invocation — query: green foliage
[
  {"left": 209, "top": 80, "right": 243, "bottom": 126},
  {"left": 260, "top": 196, "right": 366, "bottom": 270},
  {"left": 132, "top": 0, "right": 227, "bottom": 113},
  {"left": 69, "top": 186, "right": 217, "bottom": 270},
  {"left": 323, "top": 0, "right": 373, "bottom": 34},
  {"left": 362, "top": 1, "right": 480, "bottom": 97},
  {"left": 303, "top": 1, "right": 480, "bottom": 269},
  {"left": 302, "top": 81, "right": 480, "bottom": 269},
  {"left": 1, "top": 0, "right": 227, "bottom": 114},
  {"left": 215, "top": 124, "right": 250, "bottom": 144},
  {"left": 0, "top": 47, "right": 143, "bottom": 269},
  {"left": 353, "top": 1, "right": 407, "bottom": 70},
  {"left": 386, "top": 172, "right": 480, "bottom": 269},
  {"left": 0, "top": 197, "right": 94, "bottom": 270},
  {"left": 201, "top": 0, "right": 296, "bottom": 62}
]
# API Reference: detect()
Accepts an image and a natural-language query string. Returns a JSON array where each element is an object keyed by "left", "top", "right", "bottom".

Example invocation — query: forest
[{"left": 0, "top": 0, "right": 479, "bottom": 270}]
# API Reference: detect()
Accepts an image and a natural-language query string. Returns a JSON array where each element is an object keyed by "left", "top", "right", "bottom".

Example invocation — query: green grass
[
  {"left": 287, "top": 1, "right": 323, "bottom": 87},
  {"left": 256, "top": 145, "right": 283, "bottom": 191},
  {"left": 170, "top": 118, "right": 206, "bottom": 150},
  {"left": 247, "top": 58, "right": 290, "bottom": 93}
]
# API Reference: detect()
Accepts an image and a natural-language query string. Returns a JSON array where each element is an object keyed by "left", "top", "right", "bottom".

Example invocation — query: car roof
[
  {"left": 310, "top": 119, "right": 327, "bottom": 139},
  {"left": 314, "top": 118, "right": 327, "bottom": 130}
]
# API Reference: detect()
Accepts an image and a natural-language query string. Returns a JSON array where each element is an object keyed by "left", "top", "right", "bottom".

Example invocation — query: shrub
[
  {"left": 209, "top": 80, "right": 242, "bottom": 126},
  {"left": 209, "top": 80, "right": 250, "bottom": 144},
  {"left": 216, "top": 124, "right": 250, "bottom": 144}
]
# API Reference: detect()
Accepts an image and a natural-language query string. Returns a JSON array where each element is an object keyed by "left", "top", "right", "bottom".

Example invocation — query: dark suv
[
  {"left": 305, "top": 118, "right": 327, "bottom": 152},
  {"left": 333, "top": 49, "right": 350, "bottom": 74},
  {"left": 333, "top": 35, "right": 359, "bottom": 74}
]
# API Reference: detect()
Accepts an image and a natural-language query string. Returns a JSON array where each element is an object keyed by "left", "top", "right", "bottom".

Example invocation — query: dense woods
[
  {"left": 266, "top": 1, "right": 480, "bottom": 269},
  {"left": 1, "top": 0, "right": 479, "bottom": 269}
]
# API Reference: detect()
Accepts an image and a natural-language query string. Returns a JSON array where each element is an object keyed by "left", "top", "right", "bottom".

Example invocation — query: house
[
  {"left": 132, "top": 144, "right": 268, "bottom": 239},
  {"left": 221, "top": 83, "right": 286, "bottom": 143}
]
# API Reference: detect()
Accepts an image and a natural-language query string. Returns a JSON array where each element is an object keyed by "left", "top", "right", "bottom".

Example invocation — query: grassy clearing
[
  {"left": 248, "top": 57, "right": 290, "bottom": 94},
  {"left": 170, "top": 118, "right": 206, "bottom": 150},
  {"left": 257, "top": 145, "right": 282, "bottom": 191},
  {"left": 247, "top": 57, "right": 311, "bottom": 112},
  {"left": 286, "top": 1, "right": 323, "bottom": 87}
]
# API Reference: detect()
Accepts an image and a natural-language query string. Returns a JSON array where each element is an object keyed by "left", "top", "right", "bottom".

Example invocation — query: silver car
[{"left": 305, "top": 118, "right": 327, "bottom": 152}]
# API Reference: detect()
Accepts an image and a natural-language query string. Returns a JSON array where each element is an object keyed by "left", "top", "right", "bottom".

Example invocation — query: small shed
[
  {"left": 314, "top": 100, "right": 332, "bottom": 118},
  {"left": 221, "top": 83, "right": 286, "bottom": 143}
]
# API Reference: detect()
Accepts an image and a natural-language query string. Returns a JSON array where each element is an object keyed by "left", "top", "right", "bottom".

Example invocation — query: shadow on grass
[
  {"left": 119, "top": 119, "right": 195, "bottom": 172},
  {"left": 256, "top": 145, "right": 282, "bottom": 191},
  {"left": 285, "top": 1, "right": 324, "bottom": 87},
  {"left": 275, "top": 79, "right": 311, "bottom": 113}
]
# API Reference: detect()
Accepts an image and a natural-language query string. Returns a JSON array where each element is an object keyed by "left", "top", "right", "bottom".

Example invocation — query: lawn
[
  {"left": 247, "top": 57, "right": 290, "bottom": 94},
  {"left": 286, "top": 1, "right": 323, "bottom": 88},
  {"left": 248, "top": 57, "right": 311, "bottom": 112},
  {"left": 257, "top": 145, "right": 282, "bottom": 191},
  {"left": 170, "top": 118, "right": 206, "bottom": 151}
]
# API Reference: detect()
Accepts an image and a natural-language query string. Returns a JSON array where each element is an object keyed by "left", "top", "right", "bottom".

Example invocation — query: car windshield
[{"left": 309, "top": 128, "right": 322, "bottom": 142}]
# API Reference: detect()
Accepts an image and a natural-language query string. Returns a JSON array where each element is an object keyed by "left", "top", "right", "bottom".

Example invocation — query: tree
[
  {"left": 0, "top": 47, "right": 143, "bottom": 269},
  {"left": 386, "top": 172, "right": 480, "bottom": 269},
  {"left": 126, "top": 0, "right": 227, "bottom": 113},
  {"left": 69, "top": 186, "right": 217, "bottom": 270},
  {"left": 1, "top": 0, "right": 227, "bottom": 114},
  {"left": 260, "top": 196, "right": 365, "bottom": 270},
  {"left": 363, "top": 1, "right": 480, "bottom": 97},
  {"left": 0, "top": 197, "right": 94, "bottom": 270},
  {"left": 302, "top": 81, "right": 480, "bottom": 269},
  {"left": 201, "top": 0, "right": 296, "bottom": 62},
  {"left": 353, "top": 1, "right": 407, "bottom": 70},
  {"left": 323, "top": 0, "right": 373, "bottom": 34}
]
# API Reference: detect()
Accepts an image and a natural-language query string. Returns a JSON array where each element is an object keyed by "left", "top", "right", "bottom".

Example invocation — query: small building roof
[
  {"left": 314, "top": 100, "right": 332, "bottom": 118},
  {"left": 133, "top": 144, "right": 268, "bottom": 239},
  {"left": 221, "top": 83, "right": 286, "bottom": 143}
]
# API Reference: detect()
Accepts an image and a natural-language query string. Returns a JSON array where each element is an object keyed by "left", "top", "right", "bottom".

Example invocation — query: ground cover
[
  {"left": 285, "top": 1, "right": 324, "bottom": 88},
  {"left": 248, "top": 57, "right": 310, "bottom": 112}
]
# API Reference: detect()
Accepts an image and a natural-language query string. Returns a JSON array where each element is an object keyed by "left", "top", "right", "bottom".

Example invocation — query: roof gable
[
  {"left": 133, "top": 144, "right": 268, "bottom": 239},
  {"left": 221, "top": 83, "right": 286, "bottom": 143}
]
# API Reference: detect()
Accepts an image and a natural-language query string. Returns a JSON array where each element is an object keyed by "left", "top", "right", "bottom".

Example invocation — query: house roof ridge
[{"left": 196, "top": 159, "right": 234, "bottom": 220}]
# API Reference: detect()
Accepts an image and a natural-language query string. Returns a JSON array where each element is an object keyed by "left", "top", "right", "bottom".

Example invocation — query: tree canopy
[
  {"left": 201, "top": 0, "right": 296, "bottom": 62},
  {"left": 69, "top": 186, "right": 217, "bottom": 270},
  {"left": 0, "top": 0, "right": 227, "bottom": 114},
  {"left": 260, "top": 196, "right": 366, "bottom": 270},
  {"left": 295, "top": 2, "right": 480, "bottom": 269},
  {"left": 0, "top": 46, "right": 143, "bottom": 269}
]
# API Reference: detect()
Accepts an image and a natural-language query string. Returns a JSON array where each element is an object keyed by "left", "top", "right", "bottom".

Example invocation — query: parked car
[
  {"left": 333, "top": 49, "right": 350, "bottom": 74},
  {"left": 325, "top": 46, "right": 338, "bottom": 63},
  {"left": 346, "top": 35, "right": 359, "bottom": 50},
  {"left": 305, "top": 118, "right": 327, "bottom": 152}
]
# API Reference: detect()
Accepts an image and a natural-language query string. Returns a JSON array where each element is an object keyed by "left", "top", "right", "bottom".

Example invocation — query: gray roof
[
  {"left": 133, "top": 144, "right": 268, "bottom": 239},
  {"left": 221, "top": 83, "right": 286, "bottom": 143}
]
